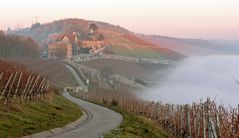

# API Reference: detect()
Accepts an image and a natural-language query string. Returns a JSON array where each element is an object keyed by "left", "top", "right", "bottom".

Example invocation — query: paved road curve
[
  {"left": 50, "top": 63, "right": 122, "bottom": 138},
  {"left": 50, "top": 92, "right": 122, "bottom": 138}
]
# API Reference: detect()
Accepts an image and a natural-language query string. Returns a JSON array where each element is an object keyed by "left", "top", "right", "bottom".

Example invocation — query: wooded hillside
[{"left": 0, "top": 31, "right": 39, "bottom": 57}]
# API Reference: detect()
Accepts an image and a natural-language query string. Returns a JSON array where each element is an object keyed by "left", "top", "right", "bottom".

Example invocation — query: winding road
[
  {"left": 22, "top": 63, "right": 122, "bottom": 138},
  {"left": 51, "top": 63, "right": 122, "bottom": 138},
  {"left": 50, "top": 92, "right": 122, "bottom": 138},
  {"left": 65, "top": 64, "right": 88, "bottom": 92}
]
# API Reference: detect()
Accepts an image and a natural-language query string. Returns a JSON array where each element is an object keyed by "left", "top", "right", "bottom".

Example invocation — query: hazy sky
[{"left": 0, "top": 0, "right": 239, "bottom": 40}]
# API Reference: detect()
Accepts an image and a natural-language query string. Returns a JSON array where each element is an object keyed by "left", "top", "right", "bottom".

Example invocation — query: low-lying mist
[{"left": 140, "top": 55, "right": 239, "bottom": 106}]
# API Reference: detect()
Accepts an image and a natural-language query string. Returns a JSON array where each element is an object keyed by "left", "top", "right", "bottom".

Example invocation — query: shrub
[{"left": 111, "top": 99, "right": 118, "bottom": 106}]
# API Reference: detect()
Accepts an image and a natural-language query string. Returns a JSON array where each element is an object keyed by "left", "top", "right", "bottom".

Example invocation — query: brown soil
[{"left": 3, "top": 58, "right": 77, "bottom": 89}]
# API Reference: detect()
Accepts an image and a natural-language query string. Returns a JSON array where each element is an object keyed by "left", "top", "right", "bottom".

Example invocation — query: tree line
[{"left": 0, "top": 31, "right": 39, "bottom": 57}]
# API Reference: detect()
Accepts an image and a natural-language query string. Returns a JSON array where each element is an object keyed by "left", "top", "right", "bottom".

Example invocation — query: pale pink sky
[{"left": 0, "top": 0, "right": 239, "bottom": 40}]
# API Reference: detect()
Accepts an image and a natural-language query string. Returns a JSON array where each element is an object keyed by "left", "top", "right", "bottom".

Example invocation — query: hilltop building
[
  {"left": 48, "top": 24, "right": 105, "bottom": 59},
  {"left": 82, "top": 40, "right": 104, "bottom": 52},
  {"left": 48, "top": 42, "right": 72, "bottom": 59},
  {"left": 48, "top": 33, "right": 78, "bottom": 59}
]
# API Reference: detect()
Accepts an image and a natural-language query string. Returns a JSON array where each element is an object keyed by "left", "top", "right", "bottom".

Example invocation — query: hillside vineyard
[{"left": 0, "top": 60, "right": 52, "bottom": 105}]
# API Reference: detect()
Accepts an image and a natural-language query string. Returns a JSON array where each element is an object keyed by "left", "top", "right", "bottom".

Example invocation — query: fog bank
[{"left": 140, "top": 55, "right": 239, "bottom": 106}]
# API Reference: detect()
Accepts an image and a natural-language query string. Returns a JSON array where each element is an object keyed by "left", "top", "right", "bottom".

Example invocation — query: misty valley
[{"left": 142, "top": 55, "right": 239, "bottom": 106}]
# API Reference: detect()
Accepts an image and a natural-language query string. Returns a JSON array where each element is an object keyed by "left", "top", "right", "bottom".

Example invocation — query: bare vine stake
[
  {"left": 0, "top": 72, "right": 3, "bottom": 91},
  {"left": 187, "top": 105, "right": 192, "bottom": 138},
  {"left": 209, "top": 117, "right": 218, "bottom": 138},
  {"left": 203, "top": 103, "right": 207, "bottom": 138},
  {"left": 46, "top": 81, "right": 51, "bottom": 92},
  {"left": 21, "top": 74, "right": 32, "bottom": 101},
  {"left": 26, "top": 75, "right": 36, "bottom": 100},
  {"left": 5, "top": 72, "right": 18, "bottom": 104},
  {"left": 40, "top": 80, "right": 47, "bottom": 95},
  {"left": 43, "top": 81, "right": 48, "bottom": 94},
  {"left": 32, "top": 75, "right": 40, "bottom": 99},
  {"left": 36, "top": 77, "right": 46, "bottom": 99},
  {"left": 40, "top": 80, "right": 46, "bottom": 95},
  {"left": 46, "top": 81, "right": 51, "bottom": 90},
  {"left": 216, "top": 113, "right": 220, "bottom": 137},
  {"left": 0, "top": 73, "right": 13, "bottom": 100},
  {"left": 37, "top": 77, "right": 45, "bottom": 97},
  {"left": 28, "top": 75, "right": 40, "bottom": 101},
  {"left": 192, "top": 105, "right": 197, "bottom": 138},
  {"left": 13, "top": 73, "right": 22, "bottom": 100},
  {"left": 0, "top": 72, "right": 3, "bottom": 81},
  {"left": 196, "top": 106, "right": 201, "bottom": 138},
  {"left": 23, "top": 75, "right": 35, "bottom": 101},
  {"left": 180, "top": 106, "right": 183, "bottom": 138},
  {"left": 42, "top": 81, "right": 49, "bottom": 95}
]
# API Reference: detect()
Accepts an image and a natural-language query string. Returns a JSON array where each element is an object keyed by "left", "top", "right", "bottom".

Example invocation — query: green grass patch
[
  {"left": 0, "top": 95, "right": 82, "bottom": 138},
  {"left": 112, "top": 46, "right": 164, "bottom": 59},
  {"left": 103, "top": 105, "right": 169, "bottom": 138},
  {"left": 70, "top": 92, "right": 169, "bottom": 138}
]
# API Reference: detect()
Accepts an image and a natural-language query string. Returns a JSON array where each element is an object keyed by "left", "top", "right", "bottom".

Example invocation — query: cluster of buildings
[{"left": 48, "top": 31, "right": 104, "bottom": 59}]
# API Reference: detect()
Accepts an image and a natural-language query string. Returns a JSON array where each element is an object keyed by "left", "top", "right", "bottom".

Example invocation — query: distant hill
[
  {"left": 15, "top": 18, "right": 129, "bottom": 42},
  {"left": 139, "top": 35, "right": 239, "bottom": 56},
  {"left": 14, "top": 18, "right": 184, "bottom": 60},
  {"left": 14, "top": 18, "right": 239, "bottom": 58}
]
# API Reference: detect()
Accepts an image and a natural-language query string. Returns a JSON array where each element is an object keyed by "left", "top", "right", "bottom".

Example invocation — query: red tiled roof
[{"left": 49, "top": 33, "right": 78, "bottom": 44}]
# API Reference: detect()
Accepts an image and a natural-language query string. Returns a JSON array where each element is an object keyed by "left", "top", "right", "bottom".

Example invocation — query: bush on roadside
[{"left": 111, "top": 99, "right": 118, "bottom": 106}]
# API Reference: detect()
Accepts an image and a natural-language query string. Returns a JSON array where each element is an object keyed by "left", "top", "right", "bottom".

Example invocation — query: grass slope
[
  {"left": 103, "top": 105, "right": 169, "bottom": 138},
  {"left": 0, "top": 95, "right": 82, "bottom": 138},
  {"left": 111, "top": 45, "right": 164, "bottom": 59},
  {"left": 70, "top": 92, "right": 169, "bottom": 138}
]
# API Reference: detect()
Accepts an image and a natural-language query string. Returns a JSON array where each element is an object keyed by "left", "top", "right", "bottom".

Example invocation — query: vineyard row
[
  {"left": 76, "top": 91, "right": 239, "bottom": 138},
  {"left": 0, "top": 71, "right": 52, "bottom": 105}
]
